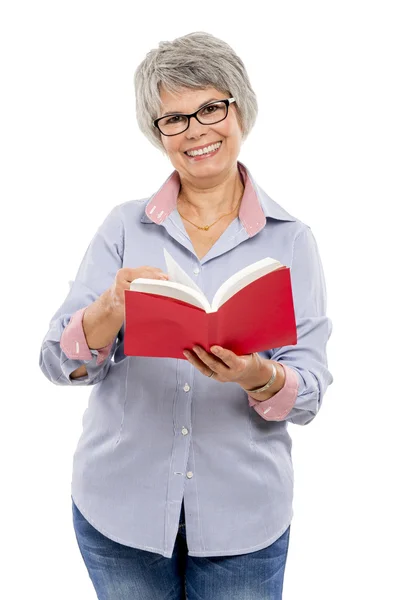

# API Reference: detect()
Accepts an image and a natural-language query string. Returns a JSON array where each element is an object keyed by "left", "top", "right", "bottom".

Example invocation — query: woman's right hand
[{"left": 106, "top": 267, "right": 169, "bottom": 315}]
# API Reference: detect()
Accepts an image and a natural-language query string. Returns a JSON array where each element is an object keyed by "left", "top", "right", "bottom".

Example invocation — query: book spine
[{"left": 207, "top": 311, "right": 219, "bottom": 351}]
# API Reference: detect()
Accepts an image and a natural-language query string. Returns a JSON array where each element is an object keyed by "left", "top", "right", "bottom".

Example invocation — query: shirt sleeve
[
  {"left": 248, "top": 363, "right": 299, "bottom": 420},
  {"left": 39, "top": 205, "right": 124, "bottom": 386},
  {"left": 60, "top": 306, "right": 114, "bottom": 366},
  {"left": 254, "top": 226, "right": 333, "bottom": 425}
]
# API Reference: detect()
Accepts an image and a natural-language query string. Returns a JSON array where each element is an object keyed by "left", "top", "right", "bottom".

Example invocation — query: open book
[{"left": 124, "top": 249, "right": 297, "bottom": 358}]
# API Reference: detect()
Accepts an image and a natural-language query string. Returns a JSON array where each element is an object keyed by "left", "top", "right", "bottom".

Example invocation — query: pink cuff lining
[
  {"left": 248, "top": 364, "right": 299, "bottom": 421},
  {"left": 60, "top": 307, "right": 113, "bottom": 366}
]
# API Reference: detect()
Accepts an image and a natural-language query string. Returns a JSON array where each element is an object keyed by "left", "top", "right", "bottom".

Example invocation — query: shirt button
[
  {"left": 193, "top": 267, "right": 200, "bottom": 275},
  {"left": 181, "top": 427, "right": 189, "bottom": 436},
  {"left": 183, "top": 383, "right": 190, "bottom": 392},
  {"left": 186, "top": 471, "right": 194, "bottom": 479}
]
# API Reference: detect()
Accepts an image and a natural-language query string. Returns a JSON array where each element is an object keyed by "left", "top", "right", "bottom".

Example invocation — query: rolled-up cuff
[
  {"left": 248, "top": 364, "right": 299, "bottom": 421},
  {"left": 60, "top": 307, "right": 113, "bottom": 366}
]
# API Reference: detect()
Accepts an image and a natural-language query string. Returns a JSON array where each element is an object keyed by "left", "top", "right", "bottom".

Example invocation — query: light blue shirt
[{"left": 39, "top": 161, "right": 333, "bottom": 558}]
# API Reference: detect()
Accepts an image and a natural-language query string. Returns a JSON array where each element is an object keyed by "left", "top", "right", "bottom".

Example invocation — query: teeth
[{"left": 187, "top": 142, "right": 222, "bottom": 157}]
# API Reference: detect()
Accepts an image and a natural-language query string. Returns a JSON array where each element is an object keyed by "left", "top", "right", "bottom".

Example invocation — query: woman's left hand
[{"left": 183, "top": 344, "right": 263, "bottom": 388}]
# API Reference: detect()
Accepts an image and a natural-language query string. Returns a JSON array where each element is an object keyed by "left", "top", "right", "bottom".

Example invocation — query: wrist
[
  {"left": 238, "top": 354, "right": 270, "bottom": 389},
  {"left": 240, "top": 358, "right": 286, "bottom": 401}
]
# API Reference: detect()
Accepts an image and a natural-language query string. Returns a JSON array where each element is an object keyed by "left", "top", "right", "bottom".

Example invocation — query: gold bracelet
[{"left": 244, "top": 363, "right": 277, "bottom": 393}]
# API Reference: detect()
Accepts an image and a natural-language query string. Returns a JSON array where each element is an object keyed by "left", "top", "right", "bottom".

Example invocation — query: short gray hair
[{"left": 134, "top": 31, "right": 258, "bottom": 153}]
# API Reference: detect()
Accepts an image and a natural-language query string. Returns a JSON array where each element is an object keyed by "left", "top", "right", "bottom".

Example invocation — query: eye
[
  {"left": 201, "top": 105, "right": 218, "bottom": 115},
  {"left": 165, "top": 115, "right": 185, "bottom": 124}
]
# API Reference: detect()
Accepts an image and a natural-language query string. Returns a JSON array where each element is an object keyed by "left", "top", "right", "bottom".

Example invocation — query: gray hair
[{"left": 134, "top": 31, "right": 258, "bottom": 153}]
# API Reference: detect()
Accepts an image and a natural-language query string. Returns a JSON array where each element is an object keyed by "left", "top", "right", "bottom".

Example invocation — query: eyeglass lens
[{"left": 157, "top": 102, "right": 227, "bottom": 135}]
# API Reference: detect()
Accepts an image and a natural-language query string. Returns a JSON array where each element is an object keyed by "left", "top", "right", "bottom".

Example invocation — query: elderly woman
[{"left": 40, "top": 32, "right": 333, "bottom": 600}]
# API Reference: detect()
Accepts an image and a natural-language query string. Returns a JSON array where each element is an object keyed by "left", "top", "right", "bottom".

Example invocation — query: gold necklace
[{"left": 177, "top": 196, "right": 242, "bottom": 231}]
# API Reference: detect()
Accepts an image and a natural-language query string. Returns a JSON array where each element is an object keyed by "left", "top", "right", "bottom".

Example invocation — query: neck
[{"left": 177, "top": 164, "right": 244, "bottom": 221}]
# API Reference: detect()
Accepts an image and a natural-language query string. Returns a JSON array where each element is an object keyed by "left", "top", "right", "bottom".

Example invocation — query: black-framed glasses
[{"left": 153, "top": 98, "right": 236, "bottom": 136}]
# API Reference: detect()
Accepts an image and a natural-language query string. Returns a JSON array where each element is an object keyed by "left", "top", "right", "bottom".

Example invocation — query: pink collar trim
[{"left": 145, "top": 162, "right": 265, "bottom": 237}]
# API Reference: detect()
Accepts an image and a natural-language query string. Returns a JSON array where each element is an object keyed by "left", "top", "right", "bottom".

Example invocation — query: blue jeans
[{"left": 72, "top": 499, "right": 290, "bottom": 600}]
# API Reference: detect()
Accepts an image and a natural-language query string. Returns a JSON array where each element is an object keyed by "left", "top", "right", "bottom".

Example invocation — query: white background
[{"left": 1, "top": 1, "right": 399, "bottom": 598}]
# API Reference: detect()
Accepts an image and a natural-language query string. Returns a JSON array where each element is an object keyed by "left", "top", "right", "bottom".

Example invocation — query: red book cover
[{"left": 124, "top": 267, "right": 297, "bottom": 359}]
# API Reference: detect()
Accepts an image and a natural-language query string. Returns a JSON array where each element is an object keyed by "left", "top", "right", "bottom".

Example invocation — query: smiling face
[{"left": 158, "top": 86, "right": 243, "bottom": 184}]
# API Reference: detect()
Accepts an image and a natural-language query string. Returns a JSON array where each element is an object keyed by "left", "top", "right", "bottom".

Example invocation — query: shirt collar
[{"left": 140, "top": 161, "right": 295, "bottom": 236}]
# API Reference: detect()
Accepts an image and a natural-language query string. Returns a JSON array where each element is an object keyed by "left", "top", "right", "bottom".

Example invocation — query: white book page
[
  {"left": 163, "top": 248, "right": 204, "bottom": 295},
  {"left": 129, "top": 253, "right": 283, "bottom": 314},
  {"left": 129, "top": 279, "right": 212, "bottom": 312},
  {"left": 211, "top": 257, "right": 283, "bottom": 311}
]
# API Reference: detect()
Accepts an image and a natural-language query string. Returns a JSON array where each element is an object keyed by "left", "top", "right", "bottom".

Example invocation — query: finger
[
  {"left": 210, "top": 346, "right": 248, "bottom": 371},
  {"left": 149, "top": 268, "right": 169, "bottom": 279},
  {"left": 137, "top": 271, "right": 169, "bottom": 281},
  {"left": 121, "top": 268, "right": 169, "bottom": 283},
  {"left": 183, "top": 349, "right": 217, "bottom": 377},
  {"left": 191, "top": 345, "right": 231, "bottom": 376}
]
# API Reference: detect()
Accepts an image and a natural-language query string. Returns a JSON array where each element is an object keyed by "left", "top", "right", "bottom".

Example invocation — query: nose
[{"left": 185, "top": 116, "right": 208, "bottom": 139}]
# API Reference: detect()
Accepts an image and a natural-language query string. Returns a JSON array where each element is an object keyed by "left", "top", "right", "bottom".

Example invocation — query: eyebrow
[{"left": 160, "top": 98, "right": 220, "bottom": 118}]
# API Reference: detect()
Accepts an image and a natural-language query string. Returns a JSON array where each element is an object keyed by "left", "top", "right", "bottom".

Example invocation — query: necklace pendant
[{"left": 202, "top": 225, "right": 210, "bottom": 231}]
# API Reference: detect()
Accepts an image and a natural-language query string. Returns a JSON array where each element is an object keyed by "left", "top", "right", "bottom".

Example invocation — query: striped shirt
[{"left": 39, "top": 160, "right": 333, "bottom": 558}]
